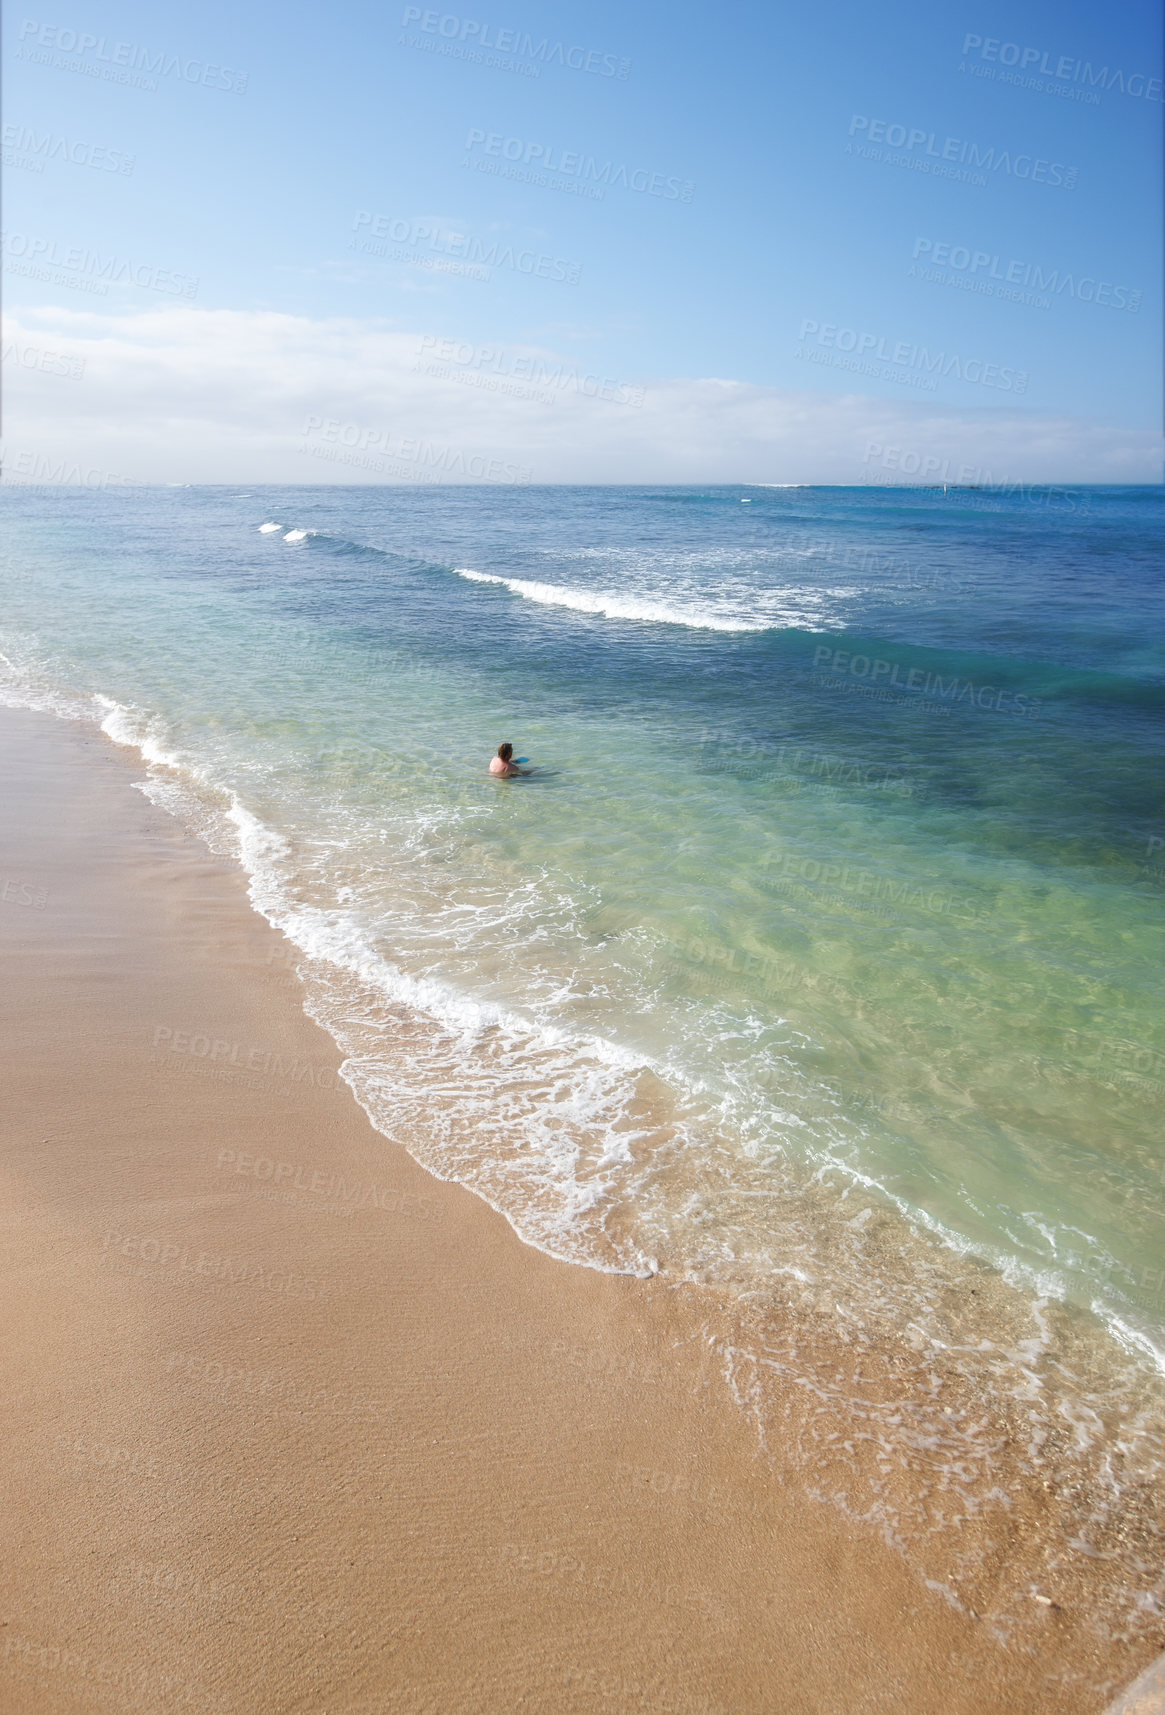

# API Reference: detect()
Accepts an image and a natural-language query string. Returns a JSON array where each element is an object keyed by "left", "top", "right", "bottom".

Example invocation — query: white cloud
[{"left": 1, "top": 303, "right": 1160, "bottom": 486}]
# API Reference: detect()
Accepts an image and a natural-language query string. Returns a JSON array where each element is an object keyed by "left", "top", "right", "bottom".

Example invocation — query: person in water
[{"left": 489, "top": 742, "right": 528, "bottom": 777}]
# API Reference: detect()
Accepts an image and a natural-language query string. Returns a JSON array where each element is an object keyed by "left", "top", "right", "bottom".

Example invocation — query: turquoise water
[{"left": 3, "top": 483, "right": 1164, "bottom": 1603}]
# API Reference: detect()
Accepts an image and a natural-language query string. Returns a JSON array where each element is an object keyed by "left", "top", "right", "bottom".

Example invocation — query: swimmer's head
[{"left": 498, "top": 743, "right": 513, "bottom": 761}]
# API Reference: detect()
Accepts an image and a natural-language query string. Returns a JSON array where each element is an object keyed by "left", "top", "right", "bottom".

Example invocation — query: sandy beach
[{"left": 0, "top": 703, "right": 1158, "bottom": 1715}]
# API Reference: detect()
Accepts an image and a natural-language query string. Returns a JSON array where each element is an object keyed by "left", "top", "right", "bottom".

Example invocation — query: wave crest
[{"left": 453, "top": 568, "right": 773, "bottom": 632}]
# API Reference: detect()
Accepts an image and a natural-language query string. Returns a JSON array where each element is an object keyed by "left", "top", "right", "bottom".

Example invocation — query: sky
[{"left": 2, "top": 0, "right": 1162, "bottom": 484}]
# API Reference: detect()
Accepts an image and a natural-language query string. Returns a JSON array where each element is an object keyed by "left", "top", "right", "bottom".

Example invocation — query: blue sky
[{"left": 3, "top": 0, "right": 1162, "bottom": 481}]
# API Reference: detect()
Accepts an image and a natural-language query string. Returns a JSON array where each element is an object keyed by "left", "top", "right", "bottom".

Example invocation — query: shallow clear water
[{"left": 3, "top": 482, "right": 1164, "bottom": 1613}]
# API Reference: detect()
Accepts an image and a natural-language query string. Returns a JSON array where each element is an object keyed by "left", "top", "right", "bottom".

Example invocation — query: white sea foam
[
  {"left": 123, "top": 742, "right": 675, "bottom": 1278},
  {"left": 453, "top": 568, "right": 778, "bottom": 632},
  {"left": 96, "top": 695, "right": 184, "bottom": 771},
  {"left": 0, "top": 643, "right": 122, "bottom": 727}
]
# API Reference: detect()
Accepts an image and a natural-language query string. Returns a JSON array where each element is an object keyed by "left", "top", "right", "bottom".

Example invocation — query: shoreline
[{"left": 1, "top": 702, "right": 1160, "bottom": 1713}]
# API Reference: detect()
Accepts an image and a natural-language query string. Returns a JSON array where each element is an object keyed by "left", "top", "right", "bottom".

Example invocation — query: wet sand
[{"left": 0, "top": 704, "right": 1157, "bottom": 1714}]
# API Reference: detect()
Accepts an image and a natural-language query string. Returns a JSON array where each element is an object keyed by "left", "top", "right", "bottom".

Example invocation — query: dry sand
[{"left": 0, "top": 705, "right": 1156, "bottom": 1714}]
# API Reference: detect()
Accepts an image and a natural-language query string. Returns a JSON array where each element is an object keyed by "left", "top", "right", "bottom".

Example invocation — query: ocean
[{"left": 3, "top": 481, "right": 1163, "bottom": 1630}]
